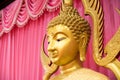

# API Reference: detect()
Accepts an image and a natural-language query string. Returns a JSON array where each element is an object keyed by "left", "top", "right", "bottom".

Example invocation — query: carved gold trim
[
  {"left": 82, "top": 0, "right": 105, "bottom": 66},
  {"left": 82, "top": 0, "right": 120, "bottom": 80}
]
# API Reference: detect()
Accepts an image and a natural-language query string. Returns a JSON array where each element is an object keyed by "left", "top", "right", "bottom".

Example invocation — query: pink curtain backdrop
[{"left": 0, "top": 0, "right": 120, "bottom": 80}]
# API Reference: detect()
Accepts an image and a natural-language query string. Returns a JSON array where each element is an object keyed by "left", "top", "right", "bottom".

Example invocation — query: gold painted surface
[
  {"left": 82, "top": 0, "right": 120, "bottom": 79},
  {"left": 41, "top": 0, "right": 109, "bottom": 80}
]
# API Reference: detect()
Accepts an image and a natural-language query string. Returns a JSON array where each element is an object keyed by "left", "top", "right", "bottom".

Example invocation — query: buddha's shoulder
[
  {"left": 50, "top": 68, "right": 109, "bottom": 80},
  {"left": 69, "top": 68, "right": 109, "bottom": 80}
]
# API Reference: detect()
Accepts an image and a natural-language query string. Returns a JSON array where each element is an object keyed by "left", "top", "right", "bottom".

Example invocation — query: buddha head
[{"left": 47, "top": 5, "right": 91, "bottom": 66}]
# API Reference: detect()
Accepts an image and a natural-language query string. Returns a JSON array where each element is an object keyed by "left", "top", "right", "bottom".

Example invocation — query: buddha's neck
[{"left": 60, "top": 57, "right": 82, "bottom": 74}]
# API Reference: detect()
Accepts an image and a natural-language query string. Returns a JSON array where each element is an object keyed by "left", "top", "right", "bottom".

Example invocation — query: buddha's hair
[{"left": 47, "top": 5, "right": 91, "bottom": 43}]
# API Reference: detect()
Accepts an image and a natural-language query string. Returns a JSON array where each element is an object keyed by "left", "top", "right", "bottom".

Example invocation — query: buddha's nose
[{"left": 47, "top": 42, "right": 55, "bottom": 52}]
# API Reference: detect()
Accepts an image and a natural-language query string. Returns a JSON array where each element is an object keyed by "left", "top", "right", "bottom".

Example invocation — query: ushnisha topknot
[{"left": 47, "top": 4, "right": 91, "bottom": 43}]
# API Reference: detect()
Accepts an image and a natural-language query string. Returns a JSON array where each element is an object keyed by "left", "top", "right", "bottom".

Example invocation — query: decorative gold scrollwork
[{"left": 82, "top": 0, "right": 120, "bottom": 80}]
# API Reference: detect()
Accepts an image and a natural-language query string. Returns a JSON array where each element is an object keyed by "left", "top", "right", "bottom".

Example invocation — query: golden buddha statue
[{"left": 41, "top": 0, "right": 110, "bottom": 80}]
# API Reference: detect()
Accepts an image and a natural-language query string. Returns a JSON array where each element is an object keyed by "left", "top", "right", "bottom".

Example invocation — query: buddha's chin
[
  {"left": 51, "top": 58, "right": 63, "bottom": 66},
  {"left": 51, "top": 57, "right": 59, "bottom": 64},
  {"left": 51, "top": 59, "right": 67, "bottom": 66}
]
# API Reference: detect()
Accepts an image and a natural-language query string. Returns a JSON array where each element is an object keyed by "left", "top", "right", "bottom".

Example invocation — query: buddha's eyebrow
[
  {"left": 53, "top": 32, "right": 68, "bottom": 38},
  {"left": 47, "top": 31, "right": 68, "bottom": 40}
]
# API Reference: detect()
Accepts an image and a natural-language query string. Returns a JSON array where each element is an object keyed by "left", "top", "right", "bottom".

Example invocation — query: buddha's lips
[{"left": 49, "top": 52, "right": 58, "bottom": 58}]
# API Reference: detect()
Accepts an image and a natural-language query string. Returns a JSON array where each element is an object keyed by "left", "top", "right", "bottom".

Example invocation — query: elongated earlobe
[
  {"left": 79, "top": 47, "right": 86, "bottom": 61},
  {"left": 79, "top": 34, "right": 87, "bottom": 62}
]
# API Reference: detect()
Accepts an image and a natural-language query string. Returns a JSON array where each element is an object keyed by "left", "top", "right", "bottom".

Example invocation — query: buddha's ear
[{"left": 79, "top": 33, "right": 88, "bottom": 62}]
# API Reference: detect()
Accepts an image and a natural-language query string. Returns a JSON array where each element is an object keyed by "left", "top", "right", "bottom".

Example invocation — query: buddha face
[{"left": 47, "top": 24, "right": 79, "bottom": 66}]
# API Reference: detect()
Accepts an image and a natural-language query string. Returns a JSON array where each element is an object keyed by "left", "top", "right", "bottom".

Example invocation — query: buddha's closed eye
[{"left": 56, "top": 37, "right": 66, "bottom": 42}]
